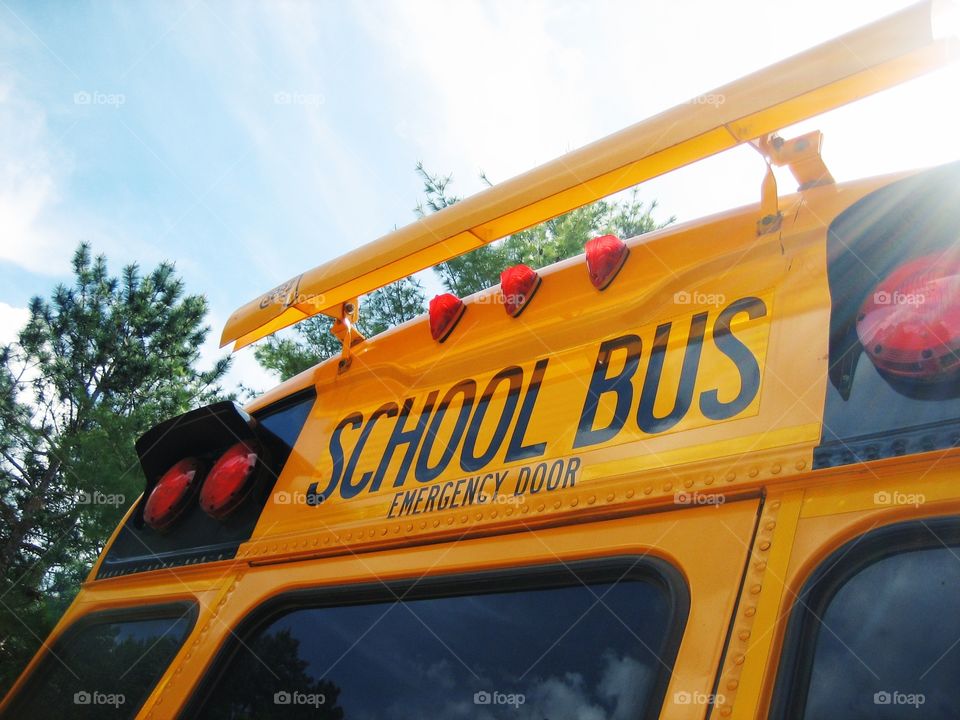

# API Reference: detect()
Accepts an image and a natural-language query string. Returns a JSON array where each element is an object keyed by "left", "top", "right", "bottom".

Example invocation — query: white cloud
[
  {"left": 144, "top": 0, "right": 397, "bottom": 283},
  {"left": 0, "top": 302, "right": 29, "bottom": 345},
  {"left": 0, "top": 76, "right": 74, "bottom": 275},
  {"left": 350, "top": 0, "right": 960, "bottom": 226},
  {"left": 355, "top": 0, "right": 596, "bottom": 188},
  {"left": 598, "top": 653, "right": 653, "bottom": 720},
  {"left": 227, "top": 347, "right": 281, "bottom": 400},
  {"left": 524, "top": 671, "right": 606, "bottom": 720},
  {"left": 198, "top": 312, "right": 279, "bottom": 399}
]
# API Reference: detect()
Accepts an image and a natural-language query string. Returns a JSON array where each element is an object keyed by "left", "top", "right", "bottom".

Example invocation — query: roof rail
[{"left": 221, "top": 0, "right": 957, "bottom": 350}]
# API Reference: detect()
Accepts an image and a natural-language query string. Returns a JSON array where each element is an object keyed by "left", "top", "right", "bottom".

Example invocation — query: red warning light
[
  {"left": 429, "top": 293, "right": 465, "bottom": 342},
  {"left": 500, "top": 264, "right": 541, "bottom": 317},
  {"left": 585, "top": 235, "right": 629, "bottom": 290}
]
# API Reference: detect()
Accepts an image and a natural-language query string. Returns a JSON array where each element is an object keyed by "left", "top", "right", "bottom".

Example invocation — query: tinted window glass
[
  {"left": 4, "top": 606, "right": 194, "bottom": 720},
  {"left": 255, "top": 391, "right": 315, "bottom": 449},
  {"left": 776, "top": 523, "right": 960, "bottom": 719},
  {"left": 198, "top": 569, "right": 682, "bottom": 719}
]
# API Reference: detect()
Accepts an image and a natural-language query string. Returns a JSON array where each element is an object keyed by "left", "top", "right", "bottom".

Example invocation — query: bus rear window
[
  {"left": 3, "top": 604, "right": 195, "bottom": 720},
  {"left": 193, "top": 560, "right": 686, "bottom": 719}
]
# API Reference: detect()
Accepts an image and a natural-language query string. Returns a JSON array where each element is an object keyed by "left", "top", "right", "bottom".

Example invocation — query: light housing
[
  {"left": 199, "top": 442, "right": 259, "bottom": 519},
  {"left": 429, "top": 293, "right": 466, "bottom": 342},
  {"left": 857, "top": 252, "right": 960, "bottom": 382},
  {"left": 585, "top": 234, "right": 629, "bottom": 290},
  {"left": 143, "top": 458, "right": 200, "bottom": 531},
  {"left": 500, "top": 264, "right": 541, "bottom": 317}
]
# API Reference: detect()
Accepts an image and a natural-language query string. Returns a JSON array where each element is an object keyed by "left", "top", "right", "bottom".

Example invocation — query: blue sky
[{"left": 2, "top": 0, "right": 959, "bottom": 393}]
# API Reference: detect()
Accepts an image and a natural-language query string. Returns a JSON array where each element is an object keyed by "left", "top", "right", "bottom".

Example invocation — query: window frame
[
  {"left": 3, "top": 600, "right": 198, "bottom": 719},
  {"left": 770, "top": 516, "right": 960, "bottom": 719},
  {"left": 184, "top": 555, "right": 689, "bottom": 720}
]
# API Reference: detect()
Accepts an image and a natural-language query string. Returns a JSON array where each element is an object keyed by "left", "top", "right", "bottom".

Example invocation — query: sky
[{"left": 2, "top": 0, "right": 959, "bottom": 395}]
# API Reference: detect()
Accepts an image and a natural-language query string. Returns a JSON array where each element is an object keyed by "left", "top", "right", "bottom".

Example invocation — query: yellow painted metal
[
  {"left": 759, "top": 131, "right": 835, "bottom": 191},
  {"left": 220, "top": 0, "right": 957, "bottom": 350},
  {"left": 757, "top": 162, "right": 781, "bottom": 234},
  {"left": 5, "top": 499, "right": 762, "bottom": 719},
  {"left": 718, "top": 453, "right": 960, "bottom": 717},
  {"left": 6, "top": 7, "right": 960, "bottom": 718},
  {"left": 5, "top": 169, "right": 960, "bottom": 719},
  {"left": 234, "top": 174, "right": 897, "bottom": 554},
  {"left": 725, "top": 490, "right": 804, "bottom": 720}
]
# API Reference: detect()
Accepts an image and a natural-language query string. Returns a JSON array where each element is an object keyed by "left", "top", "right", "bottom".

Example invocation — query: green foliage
[
  {"left": 201, "top": 628, "right": 345, "bottom": 719},
  {"left": 423, "top": 165, "right": 674, "bottom": 296},
  {"left": 0, "top": 243, "right": 229, "bottom": 693},
  {"left": 254, "top": 164, "right": 672, "bottom": 381},
  {"left": 253, "top": 320, "right": 340, "bottom": 382}
]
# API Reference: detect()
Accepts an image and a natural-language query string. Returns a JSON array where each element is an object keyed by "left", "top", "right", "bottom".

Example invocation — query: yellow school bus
[{"left": 3, "top": 3, "right": 960, "bottom": 718}]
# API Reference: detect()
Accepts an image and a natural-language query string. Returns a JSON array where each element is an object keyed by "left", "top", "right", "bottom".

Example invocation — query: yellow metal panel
[
  {"left": 722, "top": 490, "right": 804, "bottom": 720},
  {"left": 219, "top": 173, "right": 898, "bottom": 563},
  {"left": 221, "top": 1, "right": 957, "bottom": 350},
  {"left": 145, "top": 501, "right": 759, "bottom": 719},
  {"left": 739, "top": 453, "right": 960, "bottom": 716},
  {"left": 243, "top": 179, "right": 845, "bottom": 547}
]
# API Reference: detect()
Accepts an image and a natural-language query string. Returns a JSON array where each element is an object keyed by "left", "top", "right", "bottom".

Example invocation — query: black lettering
[
  {"left": 700, "top": 297, "right": 766, "bottom": 419},
  {"left": 438, "top": 481, "right": 455, "bottom": 510},
  {"left": 322, "top": 412, "right": 363, "bottom": 500},
  {"left": 461, "top": 367, "right": 523, "bottom": 472},
  {"left": 563, "top": 457, "right": 581, "bottom": 488},
  {"left": 505, "top": 358, "right": 550, "bottom": 462},
  {"left": 400, "top": 489, "right": 417, "bottom": 516},
  {"left": 452, "top": 478, "right": 466, "bottom": 507},
  {"left": 340, "top": 403, "right": 398, "bottom": 499},
  {"left": 636, "top": 313, "right": 708, "bottom": 434},
  {"left": 424, "top": 483, "right": 442, "bottom": 512},
  {"left": 413, "top": 486, "right": 428, "bottom": 514},
  {"left": 574, "top": 336, "right": 642, "bottom": 448},
  {"left": 530, "top": 463, "right": 547, "bottom": 493},
  {"left": 415, "top": 380, "right": 477, "bottom": 482},
  {"left": 477, "top": 475, "right": 493, "bottom": 502},
  {"left": 515, "top": 466, "right": 531, "bottom": 494},
  {"left": 463, "top": 475, "right": 481, "bottom": 505},
  {"left": 546, "top": 460, "right": 564, "bottom": 491}
]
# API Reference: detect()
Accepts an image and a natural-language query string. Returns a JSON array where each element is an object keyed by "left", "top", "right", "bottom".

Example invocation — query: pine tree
[{"left": 0, "top": 243, "right": 230, "bottom": 692}]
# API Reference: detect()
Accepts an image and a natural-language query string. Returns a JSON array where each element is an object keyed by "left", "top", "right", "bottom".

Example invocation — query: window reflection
[
  {"left": 802, "top": 546, "right": 960, "bottom": 719},
  {"left": 4, "top": 608, "right": 194, "bottom": 720},
  {"left": 201, "top": 576, "right": 678, "bottom": 719}
]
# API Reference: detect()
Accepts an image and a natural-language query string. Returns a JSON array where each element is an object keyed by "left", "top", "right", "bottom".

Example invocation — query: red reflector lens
[
  {"left": 857, "top": 252, "right": 960, "bottom": 382},
  {"left": 143, "top": 458, "right": 200, "bottom": 531},
  {"left": 500, "top": 264, "right": 541, "bottom": 317},
  {"left": 200, "top": 442, "right": 259, "bottom": 519},
  {"left": 585, "top": 234, "right": 629, "bottom": 290},
  {"left": 429, "top": 293, "right": 465, "bottom": 342}
]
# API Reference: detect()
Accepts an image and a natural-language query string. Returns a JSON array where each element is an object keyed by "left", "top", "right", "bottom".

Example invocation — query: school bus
[{"left": 3, "top": 2, "right": 960, "bottom": 719}]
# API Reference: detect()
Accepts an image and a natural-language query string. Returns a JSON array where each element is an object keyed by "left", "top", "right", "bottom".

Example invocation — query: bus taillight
[
  {"left": 857, "top": 253, "right": 960, "bottom": 382},
  {"left": 143, "top": 458, "right": 200, "bottom": 532},
  {"left": 200, "top": 442, "right": 259, "bottom": 520}
]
